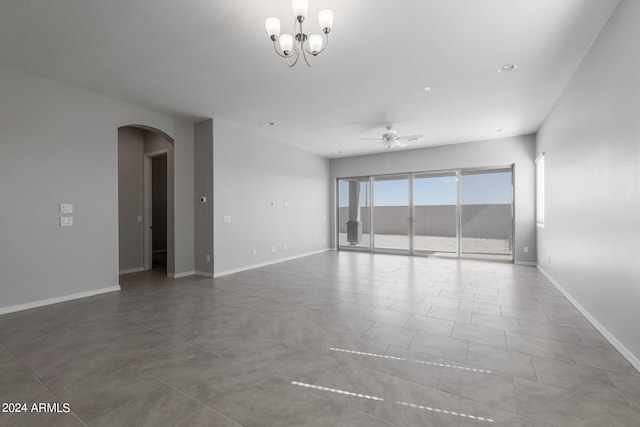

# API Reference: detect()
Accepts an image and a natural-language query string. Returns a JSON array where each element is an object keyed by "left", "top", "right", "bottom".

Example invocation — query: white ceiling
[{"left": 0, "top": 0, "right": 619, "bottom": 157}]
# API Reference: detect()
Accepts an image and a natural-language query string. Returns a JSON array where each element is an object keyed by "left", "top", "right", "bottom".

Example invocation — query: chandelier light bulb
[
  {"left": 265, "top": 17, "right": 281, "bottom": 39},
  {"left": 265, "top": 2, "right": 333, "bottom": 67},
  {"left": 292, "top": 0, "right": 309, "bottom": 20},
  {"left": 308, "top": 35, "right": 323, "bottom": 54},
  {"left": 279, "top": 34, "right": 294, "bottom": 55},
  {"left": 318, "top": 9, "right": 334, "bottom": 33}
]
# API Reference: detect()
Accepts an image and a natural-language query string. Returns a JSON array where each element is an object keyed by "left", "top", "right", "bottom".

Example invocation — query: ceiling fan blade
[
  {"left": 395, "top": 141, "right": 408, "bottom": 148},
  {"left": 397, "top": 134, "right": 424, "bottom": 141},
  {"left": 358, "top": 137, "right": 385, "bottom": 141}
]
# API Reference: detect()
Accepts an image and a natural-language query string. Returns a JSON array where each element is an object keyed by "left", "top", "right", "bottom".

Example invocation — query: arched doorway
[{"left": 117, "top": 125, "right": 175, "bottom": 276}]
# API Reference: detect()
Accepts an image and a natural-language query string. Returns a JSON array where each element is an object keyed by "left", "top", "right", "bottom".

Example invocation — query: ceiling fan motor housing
[{"left": 383, "top": 129, "right": 398, "bottom": 140}]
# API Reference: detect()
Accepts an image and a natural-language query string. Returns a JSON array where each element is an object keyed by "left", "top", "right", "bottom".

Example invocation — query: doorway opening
[
  {"left": 337, "top": 166, "right": 514, "bottom": 261},
  {"left": 118, "top": 126, "right": 174, "bottom": 277},
  {"left": 147, "top": 151, "right": 168, "bottom": 273}
]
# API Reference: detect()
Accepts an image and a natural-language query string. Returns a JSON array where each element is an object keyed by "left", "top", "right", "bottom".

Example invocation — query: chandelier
[{"left": 265, "top": 0, "right": 334, "bottom": 67}]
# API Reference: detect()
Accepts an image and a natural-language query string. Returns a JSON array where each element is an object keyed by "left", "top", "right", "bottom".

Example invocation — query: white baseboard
[
  {"left": 168, "top": 270, "right": 195, "bottom": 279},
  {"left": 0, "top": 286, "right": 121, "bottom": 316},
  {"left": 213, "top": 249, "right": 330, "bottom": 278},
  {"left": 195, "top": 271, "right": 214, "bottom": 278},
  {"left": 537, "top": 264, "right": 640, "bottom": 373},
  {"left": 119, "top": 267, "right": 144, "bottom": 275},
  {"left": 515, "top": 261, "right": 536, "bottom": 266}
]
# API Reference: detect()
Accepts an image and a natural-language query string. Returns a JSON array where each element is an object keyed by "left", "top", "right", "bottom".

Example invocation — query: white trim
[
  {"left": 119, "top": 267, "right": 144, "bottom": 275},
  {"left": 514, "top": 261, "right": 536, "bottom": 266},
  {"left": 213, "top": 249, "right": 330, "bottom": 278},
  {"left": 195, "top": 271, "right": 214, "bottom": 277},
  {"left": 537, "top": 265, "right": 640, "bottom": 373},
  {"left": 168, "top": 270, "right": 195, "bottom": 279},
  {"left": 145, "top": 148, "right": 169, "bottom": 157},
  {"left": 0, "top": 286, "right": 121, "bottom": 316}
]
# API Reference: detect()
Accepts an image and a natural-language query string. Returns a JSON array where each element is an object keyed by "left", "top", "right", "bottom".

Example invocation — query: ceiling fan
[{"left": 359, "top": 125, "right": 423, "bottom": 148}]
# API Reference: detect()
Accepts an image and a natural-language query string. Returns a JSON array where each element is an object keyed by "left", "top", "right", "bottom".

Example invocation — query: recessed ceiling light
[
  {"left": 423, "top": 86, "right": 432, "bottom": 92},
  {"left": 260, "top": 121, "right": 275, "bottom": 126},
  {"left": 498, "top": 64, "right": 517, "bottom": 73}
]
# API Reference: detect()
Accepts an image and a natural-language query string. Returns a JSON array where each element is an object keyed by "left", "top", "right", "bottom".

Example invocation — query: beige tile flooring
[{"left": 1, "top": 251, "right": 639, "bottom": 426}]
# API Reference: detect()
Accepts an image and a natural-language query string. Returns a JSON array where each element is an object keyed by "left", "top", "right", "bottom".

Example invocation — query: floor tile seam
[
  {"left": 567, "top": 357, "right": 640, "bottom": 377},
  {"left": 472, "top": 343, "right": 540, "bottom": 382},
  {"left": 359, "top": 320, "right": 377, "bottom": 338},
  {"left": 336, "top": 402, "right": 404, "bottom": 427},
  {"left": 529, "top": 373, "right": 631, "bottom": 407},
  {"left": 88, "top": 382, "right": 188, "bottom": 425},
  {"left": 505, "top": 331, "right": 578, "bottom": 359},
  {"left": 179, "top": 406, "right": 245, "bottom": 427},
  {"left": 403, "top": 325, "right": 419, "bottom": 350},
  {"left": 88, "top": 332, "right": 250, "bottom": 383},
  {"left": 329, "top": 355, "right": 432, "bottom": 389},
  {"left": 421, "top": 370, "right": 525, "bottom": 417},
  {"left": 150, "top": 367, "right": 265, "bottom": 426},
  {"left": 158, "top": 381, "right": 244, "bottom": 427},
  {"left": 605, "top": 372, "right": 640, "bottom": 411},
  {"left": 0, "top": 339, "right": 90, "bottom": 427},
  {"left": 513, "top": 380, "right": 611, "bottom": 427},
  {"left": 516, "top": 329, "right": 583, "bottom": 345},
  {"left": 295, "top": 376, "right": 400, "bottom": 420}
]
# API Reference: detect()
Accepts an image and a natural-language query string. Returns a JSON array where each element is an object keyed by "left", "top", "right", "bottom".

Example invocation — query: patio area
[{"left": 339, "top": 233, "right": 512, "bottom": 259}]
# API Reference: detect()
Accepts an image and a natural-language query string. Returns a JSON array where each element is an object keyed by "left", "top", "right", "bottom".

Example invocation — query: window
[{"left": 536, "top": 154, "right": 545, "bottom": 228}]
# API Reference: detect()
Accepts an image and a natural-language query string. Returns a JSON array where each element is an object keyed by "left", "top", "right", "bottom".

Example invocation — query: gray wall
[
  {"left": 0, "top": 63, "right": 195, "bottom": 311},
  {"left": 118, "top": 127, "right": 144, "bottom": 271},
  {"left": 194, "top": 119, "right": 214, "bottom": 275},
  {"left": 537, "top": 0, "right": 640, "bottom": 364},
  {"left": 331, "top": 135, "right": 536, "bottom": 264},
  {"left": 338, "top": 204, "right": 512, "bottom": 239},
  {"left": 213, "top": 121, "right": 330, "bottom": 274}
]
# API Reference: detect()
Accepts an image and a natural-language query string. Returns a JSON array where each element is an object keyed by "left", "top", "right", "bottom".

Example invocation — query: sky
[{"left": 338, "top": 171, "right": 512, "bottom": 207}]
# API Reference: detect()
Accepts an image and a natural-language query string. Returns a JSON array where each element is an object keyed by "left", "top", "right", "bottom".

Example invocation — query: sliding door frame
[{"left": 336, "top": 164, "right": 514, "bottom": 261}]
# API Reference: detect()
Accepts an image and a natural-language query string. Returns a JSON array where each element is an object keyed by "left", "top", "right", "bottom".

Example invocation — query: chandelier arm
[
  {"left": 287, "top": 48, "right": 300, "bottom": 67},
  {"left": 272, "top": 41, "right": 289, "bottom": 59},
  {"left": 301, "top": 46, "right": 313, "bottom": 67},
  {"left": 301, "top": 38, "right": 312, "bottom": 55},
  {"left": 318, "top": 32, "right": 329, "bottom": 54}
]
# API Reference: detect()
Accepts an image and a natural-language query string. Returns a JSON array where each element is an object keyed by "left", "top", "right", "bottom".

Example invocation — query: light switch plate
[
  {"left": 223, "top": 216, "right": 232, "bottom": 223},
  {"left": 60, "top": 203, "right": 73, "bottom": 213},
  {"left": 60, "top": 217, "right": 73, "bottom": 227}
]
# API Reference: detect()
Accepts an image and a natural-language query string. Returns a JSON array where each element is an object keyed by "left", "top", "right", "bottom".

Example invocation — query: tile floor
[{"left": 1, "top": 251, "right": 639, "bottom": 426}]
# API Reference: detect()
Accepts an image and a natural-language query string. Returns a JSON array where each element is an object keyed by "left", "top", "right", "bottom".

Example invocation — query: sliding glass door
[
  {"left": 337, "top": 178, "right": 370, "bottom": 249},
  {"left": 413, "top": 172, "right": 458, "bottom": 255},
  {"left": 372, "top": 175, "right": 410, "bottom": 253},
  {"left": 337, "top": 166, "right": 513, "bottom": 261},
  {"left": 460, "top": 168, "right": 513, "bottom": 259}
]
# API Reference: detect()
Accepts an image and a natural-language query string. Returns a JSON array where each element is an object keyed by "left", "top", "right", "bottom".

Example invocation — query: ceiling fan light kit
[
  {"left": 359, "top": 125, "right": 424, "bottom": 149},
  {"left": 265, "top": 0, "right": 334, "bottom": 67}
]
